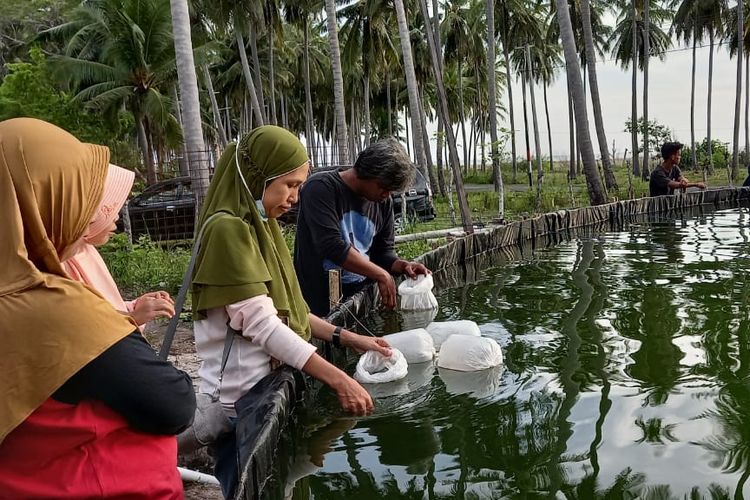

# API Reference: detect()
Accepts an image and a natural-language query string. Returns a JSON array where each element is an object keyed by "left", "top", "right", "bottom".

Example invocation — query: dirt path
[{"left": 144, "top": 321, "right": 223, "bottom": 500}]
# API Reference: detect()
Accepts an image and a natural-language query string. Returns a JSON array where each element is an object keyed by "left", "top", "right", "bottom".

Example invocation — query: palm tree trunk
[
  {"left": 137, "top": 116, "right": 155, "bottom": 184},
  {"left": 324, "top": 0, "right": 349, "bottom": 164},
  {"left": 249, "top": 24, "right": 266, "bottom": 117},
  {"left": 631, "top": 0, "right": 640, "bottom": 178},
  {"left": 386, "top": 72, "right": 393, "bottom": 136},
  {"left": 169, "top": 85, "right": 190, "bottom": 176},
  {"left": 581, "top": 0, "right": 616, "bottom": 191},
  {"left": 733, "top": 0, "right": 744, "bottom": 181},
  {"left": 555, "top": 0, "right": 606, "bottom": 205},
  {"left": 691, "top": 26, "right": 698, "bottom": 170},
  {"left": 418, "top": 85, "right": 438, "bottom": 192},
  {"left": 745, "top": 53, "right": 749, "bottom": 161},
  {"left": 363, "top": 75, "right": 371, "bottom": 147},
  {"left": 525, "top": 45, "right": 544, "bottom": 202},
  {"left": 394, "top": 0, "right": 428, "bottom": 177},
  {"left": 544, "top": 83, "right": 554, "bottom": 172},
  {"left": 303, "top": 19, "right": 317, "bottom": 168},
  {"left": 501, "top": 9, "right": 518, "bottom": 183},
  {"left": 170, "top": 0, "right": 209, "bottom": 210},
  {"left": 458, "top": 60, "right": 468, "bottom": 170},
  {"left": 486, "top": 0, "right": 504, "bottom": 215},
  {"left": 405, "top": 106, "right": 411, "bottom": 156},
  {"left": 418, "top": 0, "right": 473, "bottom": 233},
  {"left": 268, "top": 30, "right": 278, "bottom": 125},
  {"left": 202, "top": 65, "right": 227, "bottom": 147},
  {"left": 437, "top": 116, "right": 447, "bottom": 196},
  {"left": 568, "top": 78, "right": 576, "bottom": 179},
  {"left": 707, "top": 30, "right": 715, "bottom": 179},
  {"left": 642, "top": 0, "right": 650, "bottom": 179},
  {"left": 521, "top": 73, "right": 532, "bottom": 187},
  {"left": 235, "top": 21, "right": 265, "bottom": 126}
]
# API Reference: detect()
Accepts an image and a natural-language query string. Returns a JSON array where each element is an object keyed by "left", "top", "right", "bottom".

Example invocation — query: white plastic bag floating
[
  {"left": 354, "top": 349, "right": 408, "bottom": 384},
  {"left": 382, "top": 328, "right": 435, "bottom": 364},
  {"left": 426, "top": 320, "right": 481, "bottom": 350},
  {"left": 438, "top": 365, "right": 504, "bottom": 399},
  {"left": 437, "top": 334, "right": 503, "bottom": 372},
  {"left": 364, "top": 361, "right": 435, "bottom": 400},
  {"left": 398, "top": 274, "right": 439, "bottom": 311},
  {"left": 401, "top": 308, "right": 439, "bottom": 331}
]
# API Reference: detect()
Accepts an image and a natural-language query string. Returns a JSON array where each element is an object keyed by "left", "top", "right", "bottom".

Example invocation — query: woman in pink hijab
[{"left": 63, "top": 164, "right": 175, "bottom": 326}]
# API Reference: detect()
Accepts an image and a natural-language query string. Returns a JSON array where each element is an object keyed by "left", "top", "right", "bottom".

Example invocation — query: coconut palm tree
[
  {"left": 732, "top": 0, "right": 744, "bottom": 181},
  {"left": 555, "top": 0, "right": 606, "bottom": 205},
  {"left": 284, "top": 0, "right": 324, "bottom": 164},
  {"left": 324, "top": 0, "right": 349, "bottom": 163},
  {"left": 486, "top": 0, "right": 504, "bottom": 217},
  {"left": 393, "top": 0, "right": 428, "bottom": 176},
  {"left": 610, "top": 0, "right": 672, "bottom": 177},
  {"left": 672, "top": 0, "right": 725, "bottom": 178},
  {"left": 417, "top": 0, "right": 474, "bottom": 232},
  {"left": 47, "top": 0, "right": 183, "bottom": 184},
  {"left": 169, "top": 0, "right": 209, "bottom": 207},
  {"left": 581, "top": 0, "right": 617, "bottom": 191}
]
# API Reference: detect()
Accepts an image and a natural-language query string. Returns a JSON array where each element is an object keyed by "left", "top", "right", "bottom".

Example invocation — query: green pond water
[{"left": 282, "top": 203, "right": 750, "bottom": 499}]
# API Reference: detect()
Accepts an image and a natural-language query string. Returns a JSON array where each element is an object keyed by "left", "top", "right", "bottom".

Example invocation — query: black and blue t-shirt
[{"left": 294, "top": 170, "right": 397, "bottom": 316}]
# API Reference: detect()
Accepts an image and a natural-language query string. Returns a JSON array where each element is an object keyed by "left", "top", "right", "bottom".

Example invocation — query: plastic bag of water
[
  {"left": 354, "top": 349, "right": 408, "bottom": 384},
  {"left": 426, "top": 320, "right": 481, "bottom": 350},
  {"left": 398, "top": 274, "right": 438, "bottom": 311},
  {"left": 382, "top": 328, "right": 435, "bottom": 364},
  {"left": 437, "top": 335, "right": 503, "bottom": 371}
]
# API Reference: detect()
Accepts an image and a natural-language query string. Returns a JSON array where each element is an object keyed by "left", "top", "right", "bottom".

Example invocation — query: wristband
[{"left": 332, "top": 326, "right": 342, "bottom": 348}]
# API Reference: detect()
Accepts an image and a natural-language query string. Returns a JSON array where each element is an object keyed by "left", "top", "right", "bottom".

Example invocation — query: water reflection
[{"left": 281, "top": 204, "right": 750, "bottom": 499}]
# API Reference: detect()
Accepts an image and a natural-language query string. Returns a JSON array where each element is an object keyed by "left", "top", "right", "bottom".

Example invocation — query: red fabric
[{"left": 0, "top": 398, "right": 182, "bottom": 499}]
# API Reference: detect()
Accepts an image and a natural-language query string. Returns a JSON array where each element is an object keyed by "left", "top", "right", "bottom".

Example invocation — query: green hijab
[{"left": 191, "top": 126, "right": 311, "bottom": 340}]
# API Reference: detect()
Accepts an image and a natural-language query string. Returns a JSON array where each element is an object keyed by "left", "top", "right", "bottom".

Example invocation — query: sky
[{"left": 410, "top": 38, "right": 743, "bottom": 164}]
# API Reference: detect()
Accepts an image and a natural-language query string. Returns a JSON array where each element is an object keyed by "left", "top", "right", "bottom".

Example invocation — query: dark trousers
[{"left": 210, "top": 428, "right": 238, "bottom": 499}]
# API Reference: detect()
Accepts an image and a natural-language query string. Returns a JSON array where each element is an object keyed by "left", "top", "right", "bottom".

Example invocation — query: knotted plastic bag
[
  {"left": 426, "top": 320, "right": 481, "bottom": 350},
  {"left": 437, "top": 334, "right": 503, "bottom": 372},
  {"left": 382, "top": 328, "right": 435, "bottom": 364},
  {"left": 398, "top": 274, "right": 439, "bottom": 311},
  {"left": 354, "top": 348, "right": 408, "bottom": 384}
]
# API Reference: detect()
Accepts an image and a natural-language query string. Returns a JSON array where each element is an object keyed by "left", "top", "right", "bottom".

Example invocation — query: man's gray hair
[{"left": 353, "top": 138, "right": 416, "bottom": 192}]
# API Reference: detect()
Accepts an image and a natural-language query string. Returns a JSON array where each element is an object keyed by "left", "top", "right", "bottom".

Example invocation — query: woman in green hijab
[{"left": 192, "top": 126, "right": 390, "bottom": 498}]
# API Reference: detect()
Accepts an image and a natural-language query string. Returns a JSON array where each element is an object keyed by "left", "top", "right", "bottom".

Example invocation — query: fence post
[{"left": 328, "top": 269, "right": 342, "bottom": 311}]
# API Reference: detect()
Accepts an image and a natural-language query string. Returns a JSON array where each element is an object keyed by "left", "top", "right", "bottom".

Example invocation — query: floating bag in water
[
  {"left": 354, "top": 349, "right": 408, "bottom": 384},
  {"left": 437, "top": 335, "right": 503, "bottom": 371},
  {"left": 398, "top": 275, "right": 439, "bottom": 311},
  {"left": 382, "top": 328, "right": 435, "bottom": 364},
  {"left": 426, "top": 320, "right": 481, "bottom": 350}
]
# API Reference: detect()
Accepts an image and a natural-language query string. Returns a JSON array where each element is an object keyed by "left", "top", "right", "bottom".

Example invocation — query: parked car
[{"left": 119, "top": 167, "right": 435, "bottom": 241}]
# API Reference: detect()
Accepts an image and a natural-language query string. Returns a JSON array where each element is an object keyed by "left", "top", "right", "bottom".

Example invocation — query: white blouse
[{"left": 194, "top": 295, "right": 316, "bottom": 415}]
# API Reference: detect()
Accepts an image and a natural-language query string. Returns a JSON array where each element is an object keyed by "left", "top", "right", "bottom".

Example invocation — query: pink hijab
[{"left": 63, "top": 164, "right": 135, "bottom": 315}]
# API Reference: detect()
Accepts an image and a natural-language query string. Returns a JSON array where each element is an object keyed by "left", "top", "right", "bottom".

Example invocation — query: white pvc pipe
[{"left": 178, "top": 466, "right": 220, "bottom": 486}]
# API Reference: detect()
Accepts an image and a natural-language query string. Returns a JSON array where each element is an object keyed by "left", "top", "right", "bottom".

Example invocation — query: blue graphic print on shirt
[{"left": 323, "top": 210, "right": 376, "bottom": 283}]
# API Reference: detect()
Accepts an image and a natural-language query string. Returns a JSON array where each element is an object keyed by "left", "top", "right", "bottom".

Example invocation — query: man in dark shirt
[
  {"left": 649, "top": 141, "right": 706, "bottom": 196},
  {"left": 294, "top": 138, "right": 430, "bottom": 316}
]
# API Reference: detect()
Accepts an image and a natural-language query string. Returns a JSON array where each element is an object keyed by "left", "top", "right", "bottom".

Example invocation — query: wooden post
[{"left": 328, "top": 269, "right": 342, "bottom": 311}]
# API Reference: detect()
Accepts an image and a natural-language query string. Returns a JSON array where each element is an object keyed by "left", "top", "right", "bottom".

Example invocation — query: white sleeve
[{"left": 225, "top": 296, "right": 316, "bottom": 370}]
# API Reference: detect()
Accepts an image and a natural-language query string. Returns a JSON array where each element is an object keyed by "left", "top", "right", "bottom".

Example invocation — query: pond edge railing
[{"left": 236, "top": 186, "right": 749, "bottom": 500}]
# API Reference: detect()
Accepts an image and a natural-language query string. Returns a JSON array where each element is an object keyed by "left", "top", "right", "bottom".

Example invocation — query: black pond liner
[{"left": 233, "top": 187, "right": 750, "bottom": 499}]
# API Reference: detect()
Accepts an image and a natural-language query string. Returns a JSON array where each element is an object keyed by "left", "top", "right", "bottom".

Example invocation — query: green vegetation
[{"left": 99, "top": 234, "right": 190, "bottom": 299}]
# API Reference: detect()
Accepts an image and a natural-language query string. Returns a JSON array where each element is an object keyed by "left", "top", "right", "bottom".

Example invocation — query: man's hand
[
  {"left": 694, "top": 182, "right": 706, "bottom": 190},
  {"left": 376, "top": 271, "right": 397, "bottom": 309},
  {"left": 392, "top": 259, "right": 431, "bottom": 279}
]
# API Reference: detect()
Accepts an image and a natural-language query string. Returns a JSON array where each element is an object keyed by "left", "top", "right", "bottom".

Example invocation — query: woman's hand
[
  {"left": 343, "top": 331, "right": 392, "bottom": 356},
  {"left": 130, "top": 291, "right": 175, "bottom": 325},
  {"left": 331, "top": 376, "right": 374, "bottom": 415}
]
